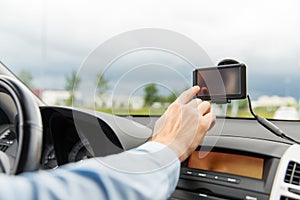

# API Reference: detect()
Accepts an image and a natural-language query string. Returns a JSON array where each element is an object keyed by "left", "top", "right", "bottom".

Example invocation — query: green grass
[
  {"left": 95, "top": 106, "right": 277, "bottom": 119},
  {"left": 226, "top": 106, "right": 278, "bottom": 119}
]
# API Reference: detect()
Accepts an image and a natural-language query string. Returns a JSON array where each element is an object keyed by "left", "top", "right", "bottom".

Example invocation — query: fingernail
[{"left": 192, "top": 85, "right": 200, "bottom": 92}]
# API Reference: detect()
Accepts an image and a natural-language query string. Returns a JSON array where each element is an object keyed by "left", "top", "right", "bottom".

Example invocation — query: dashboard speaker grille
[{"left": 284, "top": 161, "right": 300, "bottom": 186}]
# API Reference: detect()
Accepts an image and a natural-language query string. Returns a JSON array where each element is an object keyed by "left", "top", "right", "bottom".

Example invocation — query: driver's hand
[{"left": 150, "top": 86, "right": 216, "bottom": 162}]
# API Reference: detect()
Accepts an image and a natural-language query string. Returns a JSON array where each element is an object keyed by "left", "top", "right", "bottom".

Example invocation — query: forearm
[{"left": 0, "top": 142, "right": 180, "bottom": 200}]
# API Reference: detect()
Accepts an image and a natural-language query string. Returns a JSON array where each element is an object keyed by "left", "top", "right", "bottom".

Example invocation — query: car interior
[
  {"left": 0, "top": 59, "right": 300, "bottom": 200},
  {"left": 2, "top": 1, "right": 300, "bottom": 199}
]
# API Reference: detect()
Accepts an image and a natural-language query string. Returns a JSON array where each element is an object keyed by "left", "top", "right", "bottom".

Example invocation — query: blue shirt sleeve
[{"left": 0, "top": 142, "right": 180, "bottom": 200}]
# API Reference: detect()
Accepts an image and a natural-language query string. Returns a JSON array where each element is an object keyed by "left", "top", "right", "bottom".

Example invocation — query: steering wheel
[{"left": 0, "top": 75, "right": 43, "bottom": 174}]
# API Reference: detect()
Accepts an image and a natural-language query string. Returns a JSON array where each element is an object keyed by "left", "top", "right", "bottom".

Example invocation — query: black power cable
[{"left": 247, "top": 95, "right": 300, "bottom": 145}]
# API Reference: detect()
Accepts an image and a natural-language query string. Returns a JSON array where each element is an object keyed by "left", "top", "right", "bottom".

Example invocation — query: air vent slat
[
  {"left": 293, "top": 175, "right": 300, "bottom": 179},
  {"left": 0, "top": 145, "right": 8, "bottom": 152},
  {"left": 284, "top": 161, "right": 300, "bottom": 186},
  {"left": 280, "top": 196, "right": 298, "bottom": 200}
]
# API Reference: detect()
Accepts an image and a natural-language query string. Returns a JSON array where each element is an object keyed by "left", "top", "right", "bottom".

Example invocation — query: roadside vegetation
[{"left": 18, "top": 70, "right": 299, "bottom": 119}]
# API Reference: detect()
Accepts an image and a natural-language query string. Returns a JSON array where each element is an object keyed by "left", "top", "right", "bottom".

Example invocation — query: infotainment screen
[{"left": 188, "top": 151, "right": 264, "bottom": 179}]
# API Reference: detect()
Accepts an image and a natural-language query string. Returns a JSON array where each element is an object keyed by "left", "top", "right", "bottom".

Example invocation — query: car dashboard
[
  {"left": 133, "top": 115, "right": 300, "bottom": 199},
  {"left": 16, "top": 106, "right": 300, "bottom": 199},
  {"left": 39, "top": 106, "right": 152, "bottom": 168}
]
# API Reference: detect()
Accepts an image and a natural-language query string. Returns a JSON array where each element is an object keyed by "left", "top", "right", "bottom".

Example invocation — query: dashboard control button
[
  {"left": 197, "top": 173, "right": 207, "bottom": 177},
  {"left": 245, "top": 196, "right": 257, "bottom": 200},
  {"left": 185, "top": 170, "right": 194, "bottom": 175},
  {"left": 227, "top": 177, "right": 240, "bottom": 183}
]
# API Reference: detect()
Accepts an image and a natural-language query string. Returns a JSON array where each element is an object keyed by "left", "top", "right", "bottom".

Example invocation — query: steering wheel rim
[{"left": 0, "top": 75, "right": 43, "bottom": 174}]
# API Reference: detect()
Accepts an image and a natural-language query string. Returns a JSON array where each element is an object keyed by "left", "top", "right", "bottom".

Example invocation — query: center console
[
  {"left": 171, "top": 147, "right": 279, "bottom": 200},
  {"left": 132, "top": 116, "right": 300, "bottom": 200}
]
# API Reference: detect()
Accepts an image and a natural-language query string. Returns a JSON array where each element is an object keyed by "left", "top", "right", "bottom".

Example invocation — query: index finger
[{"left": 176, "top": 86, "right": 200, "bottom": 104}]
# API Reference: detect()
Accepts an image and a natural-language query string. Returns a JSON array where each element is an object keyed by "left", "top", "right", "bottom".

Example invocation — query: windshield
[{"left": 1, "top": 0, "right": 299, "bottom": 120}]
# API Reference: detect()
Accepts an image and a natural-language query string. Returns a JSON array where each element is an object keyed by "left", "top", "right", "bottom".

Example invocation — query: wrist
[{"left": 150, "top": 137, "right": 185, "bottom": 162}]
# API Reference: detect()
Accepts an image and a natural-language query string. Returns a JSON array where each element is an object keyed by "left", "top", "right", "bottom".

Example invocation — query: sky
[{"left": 0, "top": 0, "right": 300, "bottom": 99}]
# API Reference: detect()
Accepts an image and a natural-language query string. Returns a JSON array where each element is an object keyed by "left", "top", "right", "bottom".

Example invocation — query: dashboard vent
[
  {"left": 0, "top": 145, "right": 8, "bottom": 152},
  {"left": 0, "top": 128, "right": 14, "bottom": 152},
  {"left": 280, "top": 196, "right": 298, "bottom": 200},
  {"left": 284, "top": 161, "right": 300, "bottom": 186}
]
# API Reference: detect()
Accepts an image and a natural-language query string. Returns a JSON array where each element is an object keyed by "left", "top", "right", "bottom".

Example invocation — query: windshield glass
[{"left": 1, "top": 0, "right": 299, "bottom": 120}]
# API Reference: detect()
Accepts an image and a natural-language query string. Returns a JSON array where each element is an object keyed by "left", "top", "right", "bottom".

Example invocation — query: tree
[
  {"left": 96, "top": 72, "right": 110, "bottom": 96},
  {"left": 238, "top": 99, "right": 248, "bottom": 109},
  {"left": 65, "top": 70, "right": 80, "bottom": 106},
  {"left": 96, "top": 72, "right": 110, "bottom": 108},
  {"left": 143, "top": 83, "right": 160, "bottom": 107},
  {"left": 18, "top": 70, "right": 34, "bottom": 89},
  {"left": 159, "top": 92, "right": 178, "bottom": 104}
]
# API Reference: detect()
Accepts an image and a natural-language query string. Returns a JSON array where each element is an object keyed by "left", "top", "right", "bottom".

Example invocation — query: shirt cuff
[{"left": 134, "top": 141, "right": 178, "bottom": 155}]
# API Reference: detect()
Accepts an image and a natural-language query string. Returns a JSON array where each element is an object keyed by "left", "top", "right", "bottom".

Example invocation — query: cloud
[{"left": 0, "top": 0, "right": 300, "bottom": 98}]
